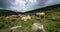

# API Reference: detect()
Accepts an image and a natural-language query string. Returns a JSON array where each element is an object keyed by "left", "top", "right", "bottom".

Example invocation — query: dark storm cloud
[
  {"left": 0, "top": 0, "right": 60, "bottom": 12},
  {"left": 0, "top": 0, "right": 10, "bottom": 8},
  {"left": 0, "top": 0, "right": 15, "bottom": 8}
]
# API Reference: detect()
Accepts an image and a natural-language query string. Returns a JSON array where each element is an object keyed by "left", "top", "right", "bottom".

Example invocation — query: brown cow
[
  {"left": 36, "top": 12, "right": 45, "bottom": 18},
  {"left": 21, "top": 15, "right": 31, "bottom": 21}
]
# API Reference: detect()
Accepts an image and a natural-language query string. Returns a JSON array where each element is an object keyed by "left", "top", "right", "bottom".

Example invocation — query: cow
[
  {"left": 21, "top": 15, "right": 31, "bottom": 21},
  {"left": 36, "top": 12, "right": 45, "bottom": 18}
]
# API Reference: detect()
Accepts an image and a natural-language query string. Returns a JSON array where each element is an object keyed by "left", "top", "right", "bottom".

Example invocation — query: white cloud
[
  {"left": 45, "top": 0, "right": 60, "bottom": 6},
  {"left": 9, "top": 0, "right": 38, "bottom": 12},
  {"left": 45, "top": 0, "right": 53, "bottom": 5},
  {"left": 0, "top": 0, "right": 60, "bottom": 12},
  {"left": 9, "top": 0, "right": 27, "bottom": 12},
  {"left": 29, "top": 0, "right": 38, "bottom": 5}
]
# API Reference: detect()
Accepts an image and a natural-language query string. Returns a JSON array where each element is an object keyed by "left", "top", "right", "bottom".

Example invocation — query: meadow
[{"left": 0, "top": 5, "right": 60, "bottom": 32}]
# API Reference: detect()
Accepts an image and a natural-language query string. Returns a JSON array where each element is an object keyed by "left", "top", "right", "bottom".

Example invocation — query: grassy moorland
[{"left": 0, "top": 4, "right": 60, "bottom": 32}]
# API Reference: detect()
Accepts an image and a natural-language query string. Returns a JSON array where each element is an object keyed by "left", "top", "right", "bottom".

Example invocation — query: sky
[{"left": 0, "top": 0, "right": 60, "bottom": 12}]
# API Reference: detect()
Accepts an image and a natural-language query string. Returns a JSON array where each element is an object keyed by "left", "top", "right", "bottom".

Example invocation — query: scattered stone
[
  {"left": 32, "top": 23, "right": 45, "bottom": 32},
  {"left": 10, "top": 26, "right": 22, "bottom": 30}
]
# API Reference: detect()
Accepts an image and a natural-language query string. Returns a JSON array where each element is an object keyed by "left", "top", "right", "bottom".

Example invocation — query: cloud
[
  {"left": 45, "top": 0, "right": 60, "bottom": 6},
  {"left": 0, "top": 0, "right": 60, "bottom": 12},
  {"left": 8, "top": 0, "right": 38, "bottom": 12},
  {"left": 29, "top": 0, "right": 38, "bottom": 5}
]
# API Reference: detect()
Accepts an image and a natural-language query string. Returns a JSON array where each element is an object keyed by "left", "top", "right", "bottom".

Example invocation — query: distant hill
[
  {"left": 0, "top": 10, "right": 18, "bottom": 16},
  {"left": 24, "top": 4, "right": 60, "bottom": 13},
  {"left": 0, "top": 4, "right": 60, "bottom": 16}
]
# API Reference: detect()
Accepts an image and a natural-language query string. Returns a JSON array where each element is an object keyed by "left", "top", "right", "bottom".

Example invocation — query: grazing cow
[
  {"left": 3, "top": 15, "right": 16, "bottom": 22},
  {"left": 20, "top": 15, "right": 26, "bottom": 17},
  {"left": 21, "top": 15, "right": 31, "bottom": 21},
  {"left": 50, "top": 17, "right": 60, "bottom": 21},
  {"left": 3, "top": 16, "right": 10, "bottom": 22},
  {"left": 17, "top": 14, "right": 21, "bottom": 17},
  {"left": 11, "top": 15, "right": 17, "bottom": 18},
  {"left": 36, "top": 12, "right": 45, "bottom": 18}
]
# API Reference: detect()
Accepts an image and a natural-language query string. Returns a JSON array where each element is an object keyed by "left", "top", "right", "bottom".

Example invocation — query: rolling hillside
[{"left": 0, "top": 4, "right": 60, "bottom": 32}]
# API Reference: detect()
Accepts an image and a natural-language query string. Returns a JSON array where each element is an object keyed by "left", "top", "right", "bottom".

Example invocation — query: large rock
[{"left": 32, "top": 23, "right": 45, "bottom": 32}]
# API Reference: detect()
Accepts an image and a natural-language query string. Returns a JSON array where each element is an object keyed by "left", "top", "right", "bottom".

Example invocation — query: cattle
[
  {"left": 21, "top": 15, "right": 31, "bottom": 21},
  {"left": 3, "top": 15, "right": 17, "bottom": 22},
  {"left": 3, "top": 16, "right": 10, "bottom": 22},
  {"left": 36, "top": 12, "right": 45, "bottom": 18},
  {"left": 11, "top": 15, "right": 17, "bottom": 18},
  {"left": 17, "top": 14, "right": 21, "bottom": 17},
  {"left": 50, "top": 17, "right": 60, "bottom": 21}
]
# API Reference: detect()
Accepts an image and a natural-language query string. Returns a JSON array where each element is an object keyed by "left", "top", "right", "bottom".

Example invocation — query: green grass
[{"left": 0, "top": 6, "right": 60, "bottom": 32}]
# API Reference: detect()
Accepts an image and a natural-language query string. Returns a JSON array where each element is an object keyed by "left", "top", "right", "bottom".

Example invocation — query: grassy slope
[{"left": 0, "top": 4, "right": 60, "bottom": 32}]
